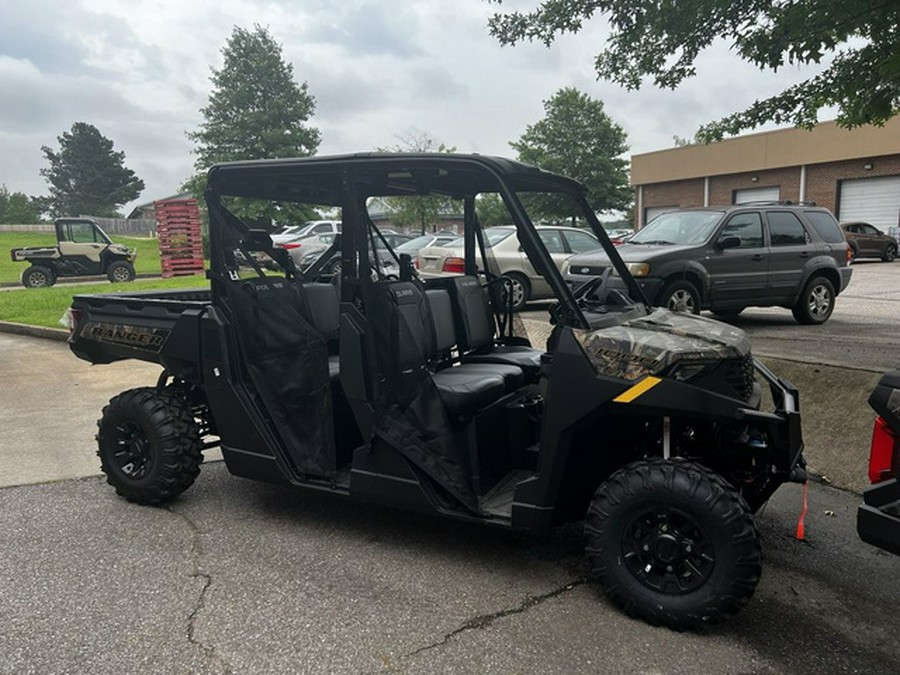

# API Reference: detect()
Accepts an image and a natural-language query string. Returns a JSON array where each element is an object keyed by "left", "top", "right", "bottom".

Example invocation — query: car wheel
[
  {"left": 883, "top": 244, "right": 897, "bottom": 263},
  {"left": 791, "top": 275, "right": 835, "bottom": 324},
  {"left": 22, "top": 265, "right": 55, "bottom": 289},
  {"left": 659, "top": 280, "right": 700, "bottom": 314},
  {"left": 107, "top": 261, "right": 136, "bottom": 283},
  {"left": 97, "top": 387, "right": 202, "bottom": 505},
  {"left": 501, "top": 272, "right": 530, "bottom": 312},
  {"left": 585, "top": 459, "right": 761, "bottom": 630}
]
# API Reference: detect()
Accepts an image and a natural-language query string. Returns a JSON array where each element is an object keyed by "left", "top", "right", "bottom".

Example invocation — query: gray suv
[{"left": 564, "top": 204, "right": 853, "bottom": 324}]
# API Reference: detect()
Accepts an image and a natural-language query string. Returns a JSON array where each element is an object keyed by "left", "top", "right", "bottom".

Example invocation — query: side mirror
[{"left": 718, "top": 235, "right": 741, "bottom": 250}]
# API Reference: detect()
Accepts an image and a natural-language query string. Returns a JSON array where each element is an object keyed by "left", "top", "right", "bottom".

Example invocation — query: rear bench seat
[{"left": 448, "top": 276, "right": 543, "bottom": 379}]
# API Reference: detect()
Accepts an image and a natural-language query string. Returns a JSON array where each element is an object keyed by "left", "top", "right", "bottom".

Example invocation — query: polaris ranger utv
[
  {"left": 11, "top": 217, "right": 136, "bottom": 288},
  {"left": 68, "top": 154, "right": 805, "bottom": 629}
]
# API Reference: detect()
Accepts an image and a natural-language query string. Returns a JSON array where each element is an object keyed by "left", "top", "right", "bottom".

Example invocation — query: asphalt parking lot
[{"left": 1, "top": 261, "right": 898, "bottom": 673}]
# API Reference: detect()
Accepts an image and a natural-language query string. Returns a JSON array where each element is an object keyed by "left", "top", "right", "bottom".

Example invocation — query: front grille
[
  {"left": 723, "top": 355, "right": 756, "bottom": 401},
  {"left": 570, "top": 264, "right": 607, "bottom": 276}
]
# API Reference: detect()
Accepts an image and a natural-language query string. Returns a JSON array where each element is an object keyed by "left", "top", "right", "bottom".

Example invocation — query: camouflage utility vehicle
[
  {"left": 68, "top": 154, "right": 806, "bottom": 629},
  {"left": 11, "top": 218, "right": 136, "bottom": 288}
]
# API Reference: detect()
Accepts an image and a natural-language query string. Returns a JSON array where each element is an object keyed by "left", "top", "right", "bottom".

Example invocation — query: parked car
[
  {"left": 271, "top": 220, "right": 340, "bottom": 245},
  {"left": 280, "top": 233, "right": 339, "bottom": 268},
  {"left": 857, "top": 369, "right": 900, "bottom": 555},
  {"left": 417, "top": 225, "right": 601, "bottom": 310},
  {"left": 840, "top": 222, "right": 897, "bottom": 262},
  {"left": 301, "top": 232, "right": 418, "bottom": 273},
  {"left": 564, "top": 204, "right": 852, "bottom": 324}
]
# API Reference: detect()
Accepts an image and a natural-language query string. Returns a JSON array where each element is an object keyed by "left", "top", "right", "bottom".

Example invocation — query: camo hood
[{"left": 574, "top": 308, "right": 751, "bottom": 381}]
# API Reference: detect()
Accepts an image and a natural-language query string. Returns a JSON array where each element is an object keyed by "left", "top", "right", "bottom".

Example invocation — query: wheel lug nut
[
  {"left": 666, "top": 565, "right": 673, "bottom": 572},
  {"left": 643, "top": 544, "right": 649, "bottom": 551}
]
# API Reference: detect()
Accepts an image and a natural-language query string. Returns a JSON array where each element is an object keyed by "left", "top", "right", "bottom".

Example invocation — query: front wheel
[
  {"left": 791, "top": 275, "right": 835, "bottom": 324},
  {"left": 107, "top": 260, "right": 136, "bottom": 283},
  {"left": 659, "top": 280, "right": 700, "bottom": 314},
  {"left": 883, "top": 244, "right": 897, "bottom": 263},
  {"left": 584, "top": 459, "right": 761, "bottom": 630},
  {"left": 97, "top": 387, "right": 202, "bottom": 505}
]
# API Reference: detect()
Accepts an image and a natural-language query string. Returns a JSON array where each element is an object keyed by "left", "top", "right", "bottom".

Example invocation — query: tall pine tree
[
  {"left": 40, "top": 123, "right": 144, "bottom": 217},
  {"left": 187, "top": 25, "right": 321, "bottom": 224}
]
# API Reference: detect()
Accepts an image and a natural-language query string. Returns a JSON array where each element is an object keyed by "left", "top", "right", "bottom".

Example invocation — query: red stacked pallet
[{"left": 154, "top": 198, "right": 205, "bottom": 278}]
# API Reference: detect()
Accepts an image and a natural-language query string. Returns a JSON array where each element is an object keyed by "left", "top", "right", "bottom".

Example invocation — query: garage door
[
  {"left": 644, "top": 205, "right": 677, "bottom": 226},
  {"left": 839, "top": 176, "right": 900, "bottom": 229},
  {"left": 734, "top": 186, "right": 780, "bottom": 204}
]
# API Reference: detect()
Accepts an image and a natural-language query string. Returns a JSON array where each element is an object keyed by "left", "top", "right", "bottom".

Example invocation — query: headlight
[
  {"left": 561, "top": 260, "right": 570, "bottom": 276},
  {"left": 625, "top": 262, "right": 650, "bottom": 277},
  {"left": 610, "top": 262, "right": 650, "bottom": 277}
]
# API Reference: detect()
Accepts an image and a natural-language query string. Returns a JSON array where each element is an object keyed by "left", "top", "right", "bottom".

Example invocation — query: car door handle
[
  {"left": 750, "top": 254, "right": 764, "bottom": 261},
  {"left": 798, "top": 252, "right": 810, "bottom": 258}
]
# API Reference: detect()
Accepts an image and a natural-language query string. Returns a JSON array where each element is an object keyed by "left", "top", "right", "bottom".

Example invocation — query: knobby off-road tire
[
  {"left": 791, "top": 275, "right": 835, "bottom": 324},
  {"left": 107, "top": 260, "right": 136, "bottom": 283},
  {"left": 584, "top": 459, "right": 762, "bottom": 630},
  {"left": 97, "top": 387, "right": 202, "bottom": 505},
  {"left": 22, "top": 265, "right": 55, "bottom": 288}
]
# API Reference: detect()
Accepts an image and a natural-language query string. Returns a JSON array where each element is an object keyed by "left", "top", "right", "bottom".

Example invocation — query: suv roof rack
[{"left": 732, "top": 200, "right": 818, "bottom": 207}]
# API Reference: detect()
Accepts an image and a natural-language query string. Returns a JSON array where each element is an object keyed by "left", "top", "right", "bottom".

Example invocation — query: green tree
[
  {"left": 3, "top": 192, "right": 42, "bottom": 223},
  {"left": 187, "top": 25, "right": 321, "bottom": 225},
  {"left": 377, "top": 130, "right": 459, "bottom": 234},
  {"left": 510, "top": 87, "right": 630, "bottom": 219},
  {"left": 488, "top": 1, "right": 900, "bottom": 140},
  {"left": 40, "top": 123, "right": 144, "bottom": 217}
]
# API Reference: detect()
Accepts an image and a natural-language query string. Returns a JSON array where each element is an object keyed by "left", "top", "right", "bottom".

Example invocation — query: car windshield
[{"left": 630, "top": 211, "right": 722, "bottom": 245}]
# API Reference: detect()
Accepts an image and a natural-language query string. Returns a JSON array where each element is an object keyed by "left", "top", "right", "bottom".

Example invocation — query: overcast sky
[{"left": 0, "top": 0, "right": 831, "bottom": 214}]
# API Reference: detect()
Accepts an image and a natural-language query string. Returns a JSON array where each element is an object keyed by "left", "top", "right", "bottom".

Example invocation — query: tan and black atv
[{"left": 10, "top": 218, "right": 137, "bottom": 288}]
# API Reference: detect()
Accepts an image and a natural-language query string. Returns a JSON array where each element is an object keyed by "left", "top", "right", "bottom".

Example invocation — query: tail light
[
  {"left": 414, "top": 257, "right": 420, "bottom": 269},
  {"left": 846, "top": 245, "right": 852, "bottom": 265},
  {"left": 442, "top": 257, "right": 465, "bottom": 274},
  {"left": 280, "top": 243, "right": 301, "bottom": 250},
  {"left": 67, "top": 308, "right": 82, "bottom": 342},
  {"left": 868, "top": 416, "right": 899, "bottom": 483}
]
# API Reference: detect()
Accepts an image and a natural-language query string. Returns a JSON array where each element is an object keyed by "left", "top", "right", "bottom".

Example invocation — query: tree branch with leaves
[{"left": 487, "top": 0, "right": 900, "bottom": 140}]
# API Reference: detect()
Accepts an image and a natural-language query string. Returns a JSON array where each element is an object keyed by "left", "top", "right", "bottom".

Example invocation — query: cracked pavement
[{"left": 1, "top": 462, "right": 899, "bottom": 674}]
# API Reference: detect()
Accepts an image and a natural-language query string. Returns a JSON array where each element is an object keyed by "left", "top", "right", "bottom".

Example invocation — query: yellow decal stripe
[{"left": 613, "top": 376, "right": 662, "bottom": 403}]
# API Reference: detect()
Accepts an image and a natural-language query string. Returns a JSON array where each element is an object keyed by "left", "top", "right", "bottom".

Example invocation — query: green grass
[
  {"left": 0, "top": 231, "right": 165, "bottom": 284},
  {"left": 0, "top": 276, "right": 209, "bottom": 329}
]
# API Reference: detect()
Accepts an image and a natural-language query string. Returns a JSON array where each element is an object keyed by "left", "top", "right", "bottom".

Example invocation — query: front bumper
[
  {"left": 858, "top": 478, "right": 900, "bottom": 555},
  {"left": 566, "top": 271, "right": 664, "bottom": 304}
]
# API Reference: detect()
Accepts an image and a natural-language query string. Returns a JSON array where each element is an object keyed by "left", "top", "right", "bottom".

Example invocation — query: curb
[{"left": 0, "top": 321, "right": 68, "bottom": 342}]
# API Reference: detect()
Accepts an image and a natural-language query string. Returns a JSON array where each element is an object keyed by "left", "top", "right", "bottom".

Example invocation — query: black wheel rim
[
  {"left": 620, "top": 505, "right": 715, "bottom": 594},
  {"left": 111, "top": 422, "right": 153, "bottom": 479}
]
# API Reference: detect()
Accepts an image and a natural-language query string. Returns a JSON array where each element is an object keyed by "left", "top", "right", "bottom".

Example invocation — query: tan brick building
[{"left": 631, "top": 119, "right": 900, "bottom": 232}]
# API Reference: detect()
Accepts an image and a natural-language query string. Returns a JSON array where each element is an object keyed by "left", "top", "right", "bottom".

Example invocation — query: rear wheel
[
  {"left": 107, "top": 261, "right": 136, "bottom": 283},
  {"left": 659, "top": 280, "right": 700, "bottom": 314},
  {"left": 97, "top": 387, "right": 202, "bottom": 505},
  {"left": 501, "top": 272, "right": 530, "bottom": 312},
  {"left": 585, "top": 459, "right": 761, "bottom": 630},
  {"left": 22, "top": 265, "right": 55, "bottom": 288},
  {"left": 791, "top": 275, "right": 835, "bottom": 324},
  {"left": 883, "top": 244, "right": 897, "bottom": 263}
]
